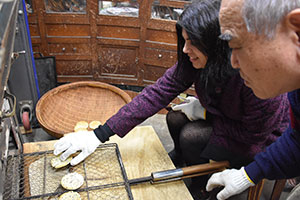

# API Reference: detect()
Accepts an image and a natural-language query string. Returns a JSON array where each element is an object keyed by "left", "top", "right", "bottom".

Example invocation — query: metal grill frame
[{"left": 3, "top": 143, "right": 133, "bottom": 200}]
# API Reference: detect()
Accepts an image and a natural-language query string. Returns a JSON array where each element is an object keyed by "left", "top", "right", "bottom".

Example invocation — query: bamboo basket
[{"left": 36, "top": 81, "right": 132, "bottom": 138}]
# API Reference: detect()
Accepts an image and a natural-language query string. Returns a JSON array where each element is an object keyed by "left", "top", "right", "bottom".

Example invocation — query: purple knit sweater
[{"left": 107, "top": 63, "right": 289, "bottom": 159}]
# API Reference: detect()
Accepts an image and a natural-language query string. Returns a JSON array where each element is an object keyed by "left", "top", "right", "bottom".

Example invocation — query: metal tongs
[{"left": 128, "top": 161, "right": 229, "bottom": 185}]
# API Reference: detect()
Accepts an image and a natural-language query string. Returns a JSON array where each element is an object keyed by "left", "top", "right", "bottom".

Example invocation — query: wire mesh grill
[{"left": 3, "top": 143, "right": 133, "bottom": 200}]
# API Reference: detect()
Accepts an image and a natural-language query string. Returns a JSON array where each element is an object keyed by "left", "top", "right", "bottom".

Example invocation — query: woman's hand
[
  {"left": 172, "top": 96, "right": 206, "bottom": 121},
  {"left": 54, "top": 130, "right": 102, "bottom": 166}
]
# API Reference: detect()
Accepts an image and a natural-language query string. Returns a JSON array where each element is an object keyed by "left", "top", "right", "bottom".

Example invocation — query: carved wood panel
[
  {"left": 96, "top": 45, "right": 138, "bottom": 83},
  {"left": 26, "top": 0, "right": 191, "bottom": 86}
]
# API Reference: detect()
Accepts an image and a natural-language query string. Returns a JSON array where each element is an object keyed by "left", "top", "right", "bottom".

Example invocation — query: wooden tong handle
[{"left": 182, "top": 161, "right": 229, "bottom": 176}]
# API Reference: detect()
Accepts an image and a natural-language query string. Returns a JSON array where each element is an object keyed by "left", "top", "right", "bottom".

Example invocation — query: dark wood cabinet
[{"left": 25, "top": 0, "right": 191, "bottom": 87}]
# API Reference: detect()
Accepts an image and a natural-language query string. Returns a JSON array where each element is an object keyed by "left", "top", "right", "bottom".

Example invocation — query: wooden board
[
  {"left": 23, "top": 126, "right": 193, "bottom": 200},
  {"left": 108, "top": 126, "right": 193, "bottom": 200}
]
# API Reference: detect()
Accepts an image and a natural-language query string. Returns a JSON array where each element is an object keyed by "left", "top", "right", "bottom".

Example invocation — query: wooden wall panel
[
  {"left": 29, "top": 24, "right": 41, "bottom": 44},
  {"left": 97, "top": 15, "right": 140, "bottom": 27},
  {"left": 46, "top": 24, "right": 90, "bottom": 37},
  {"left": 48, "top": 43, "right": 91, "bottom": 55},
  {"left": 146, "top": 29, "right": 177, "bottom": 44},
  {"left": 97, "top": 25, "right": 140, "bottom": 40},
  {"left": 147, "top": 19, "right": 176, "bottom": 31},
  {"left": 44, "top": 15, "right": 89, "bottom": 24},
  {"left": 56, "top": 60, "right": 92, "bottom": 75},
  {"left": 28, "top": 24, "right": 40, "bottom": 36},
  {"left": 32, "top": 45, "right": 41, "bottom": 55},
  {"left": 97, "top": 38, "right": 139, "bottom": 47},
  {"left": 27, "top": 0, "right": 193, "bottom": 86},
  {"left": 144, "top": 47, "right": 176, "bottom": 67},
  {"left": 143, "top": 64, "right": 168, "bottom": 84},
  {"left": 96, "top": 46, "right": 138, "bottom": 80}
]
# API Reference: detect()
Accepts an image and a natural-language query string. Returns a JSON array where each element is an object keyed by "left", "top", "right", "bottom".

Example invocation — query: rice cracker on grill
[
  {"left": 61, "top": 172, "right": 84, "bottom": 190},
  {"left": 51, "top": 155, "right": 72, "bottom": 169},
  {"left": 59, "top": 191, "right": 81, "bottom": 200}
]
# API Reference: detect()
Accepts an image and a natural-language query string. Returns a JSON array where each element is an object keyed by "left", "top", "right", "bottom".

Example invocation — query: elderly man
[{"left": 206, "top": 0, "right": 300, "bottom": 199}]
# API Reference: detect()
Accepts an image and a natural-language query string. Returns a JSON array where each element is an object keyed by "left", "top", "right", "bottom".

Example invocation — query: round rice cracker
[
  {"left": 74, "top": 121, "right": 88, "bottom": 131},
  {"left": 89, "top": 120, "right": 102, "bottom": 130},
  {"left": 74, "top": 126, "right": 88, "bottom": 132},
  {"left": 59, "top": 191, "right": 81, "bottom": 200},
  {"left": 61, "top": 172, "right": 84, "bottom": 190},
  {"left": 51, "top": 155, "right": 72, "bottom": 169}
]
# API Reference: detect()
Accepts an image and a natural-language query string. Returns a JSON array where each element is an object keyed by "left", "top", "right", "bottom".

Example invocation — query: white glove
[
  {"left": 172, "top": 96, "right": 206, "bottom": 121},
  {"left": 54, "top": 130, "right": 101, "bottom": 166},
  {"left": 206, "top": 167, "right": 255, "bottom": 200}
]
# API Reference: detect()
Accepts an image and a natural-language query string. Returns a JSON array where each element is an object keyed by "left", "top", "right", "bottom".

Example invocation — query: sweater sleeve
[
  {"left": 105, "top": 63, "right": 197, "bottom": 137},
  {"left": 245, "top": 89, "right": 300, "bottom": 184}
]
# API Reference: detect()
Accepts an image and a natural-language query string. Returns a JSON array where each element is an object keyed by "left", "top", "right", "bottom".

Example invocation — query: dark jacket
[
  {"left": 245, "top": 89, "right": 300, "bottom": 183},
  {"left": 106, "top": 63, "right": 289, "bottom": 164}
]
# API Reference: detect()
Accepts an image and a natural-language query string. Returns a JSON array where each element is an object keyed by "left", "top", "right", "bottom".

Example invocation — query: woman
[{"left": 54, "top": 0, "right": 289, "bottom": 199}]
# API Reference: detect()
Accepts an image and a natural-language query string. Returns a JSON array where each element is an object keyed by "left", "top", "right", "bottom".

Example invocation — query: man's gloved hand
[
  {"left": 54, "top": 130, "right": 101, "bottom": 166},
  {"left": 172, "top": 96, "right": 206, "bottom": 121},
  {"left": 206, "top": 167, "right": 255, "bottom": 200}
]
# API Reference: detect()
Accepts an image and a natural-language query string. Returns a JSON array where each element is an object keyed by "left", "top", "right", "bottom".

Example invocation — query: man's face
[{"left": 220, "top": 0, "right": 300, "bottom": 99}]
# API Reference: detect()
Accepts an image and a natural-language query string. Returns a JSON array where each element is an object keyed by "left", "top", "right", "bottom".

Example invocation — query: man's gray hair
[{"left": 242, "top": 0, "right": 300, "bottom": 38}]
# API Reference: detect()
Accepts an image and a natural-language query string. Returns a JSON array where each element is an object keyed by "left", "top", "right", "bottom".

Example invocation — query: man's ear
[
  {"left": 287, "top": 9, "right": 300, "bottom": 32},
  {"left": 288, "top": 9, "right": 300, "bottom": 61},
  {"left": 287, "top": 9, "right": 300, "bottom": 47}
]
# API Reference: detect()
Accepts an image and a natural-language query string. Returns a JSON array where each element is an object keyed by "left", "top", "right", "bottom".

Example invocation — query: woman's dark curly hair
[{"left": 175, "top": 0, "right": 237, "bottom": 89}]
